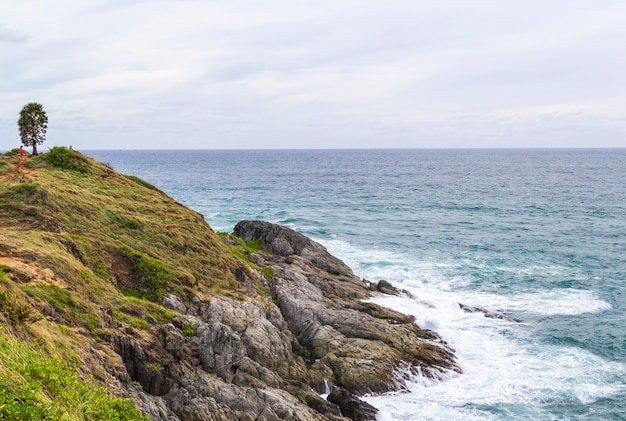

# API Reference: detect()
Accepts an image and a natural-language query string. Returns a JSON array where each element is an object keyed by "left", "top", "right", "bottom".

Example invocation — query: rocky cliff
[
  {"left": 110, "top": 220, "right": 460, "bottom": 420},
  {"left": 0, "top": 148, "right": 459, "bottom": 420}
]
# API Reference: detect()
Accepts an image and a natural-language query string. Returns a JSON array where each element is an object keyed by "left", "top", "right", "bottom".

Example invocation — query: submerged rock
[{"left": 459, "top": 303, "right": 515, "bottom": 322}]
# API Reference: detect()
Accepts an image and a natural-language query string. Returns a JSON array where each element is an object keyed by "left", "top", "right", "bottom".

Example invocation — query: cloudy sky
[{"left": 1, "top": 1, "right": 625, "bottom": 149}]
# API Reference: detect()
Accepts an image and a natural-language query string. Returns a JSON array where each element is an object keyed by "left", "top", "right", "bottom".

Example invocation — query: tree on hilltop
[{"left": 18, "top": 102, "right": 48, "bottom": 155}]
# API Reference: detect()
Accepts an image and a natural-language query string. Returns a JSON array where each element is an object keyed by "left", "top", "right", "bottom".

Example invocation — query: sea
[{"left": 86, "top": 149, "right": 626, "bottom": 421}]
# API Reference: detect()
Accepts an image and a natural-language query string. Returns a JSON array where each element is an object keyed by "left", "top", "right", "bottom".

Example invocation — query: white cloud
[
  {"left": 1, "top": 0, "right": 626, "bottom": 149},
  {"left": 0, "top": 24, "right": 29, "bottom": 43}
]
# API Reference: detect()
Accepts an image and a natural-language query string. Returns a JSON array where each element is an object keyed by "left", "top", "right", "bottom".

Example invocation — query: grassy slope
[{"left": 0, "top": 148, "right": 253, "bottom": 420}]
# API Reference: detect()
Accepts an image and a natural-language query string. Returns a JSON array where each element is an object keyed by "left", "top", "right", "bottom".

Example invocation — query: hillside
[
  {"left": 0, "top": 148, "right": 255, "bottom": 419},
  {"left": 0, "top": 148, "right": 458, "bottom": 420}
]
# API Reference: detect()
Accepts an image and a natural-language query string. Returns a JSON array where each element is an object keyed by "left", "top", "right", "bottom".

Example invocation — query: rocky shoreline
[{"left": 113, "top": 220, "right": 459, "bottom": 420}]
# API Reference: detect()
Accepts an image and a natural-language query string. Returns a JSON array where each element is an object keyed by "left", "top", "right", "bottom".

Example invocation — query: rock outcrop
[
  {"left": 111, "top": 221, "right": 459, "bottom": 420},
  {"left": 327, "top": 389, "right": 379, "bottom": 421}
]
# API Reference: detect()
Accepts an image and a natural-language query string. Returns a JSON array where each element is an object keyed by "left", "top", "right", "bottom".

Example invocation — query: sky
[{"left": 1, "top": 0, "right": 626, "bottom": 150}]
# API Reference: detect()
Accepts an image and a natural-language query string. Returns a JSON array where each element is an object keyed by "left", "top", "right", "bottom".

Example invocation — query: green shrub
[
  {"left": 85, "top": 312, "right": 99, "bottom": 331},
  {"left": 105, "top": 210, "right": 143, "bottom": 230},
  {"left": 80, "top": 269, "right": 93, "bottom": 284},
  {"left": 232, "top": 236, "right": 264, "bottom": 253},
  {"left": 0, "top": 335, "right": 149, "bottom": 420},
  {"left": 122, "top": 288, "right": 143, "bottom": 299},
  {"left": 91, "top": 257, "right": 111, "bottom": 282},
  {"left": 0, "top": 265, "right": 11, "bottom": 282},
  {"left": 182, "top": 321, "right": 195, "bottom": 337},
  {"left": 261, "top": 266, "right": 274, "bottom": 280},
  {"left": 3, "top": 148, "right": 22, "bottom": 157},
  {"left": 230, "top": 247, "right": 245, "bottom": 260},
  {"left": 146, "top": 304, "right": 174, "bottom": 322},
  {"left": 22, "top": 284, "right": 76, "bottom": 308},
  {"left": 0, "top": 291, "right": 34, "bottom": 322},
  {"left": 42, "top": 147, "right": 90, "bottom": 173},
  {"left": 119, "top": 246, "right": 173, "bottom": 302},
  {"left": 111, "top": 308, "right": 155, "bottom": 331},
  {"left": 129, "top": 318, "right": 150, "bottom": 330},
  {"left": 245, "top": 238, "right": 264, "bottom": 252}
]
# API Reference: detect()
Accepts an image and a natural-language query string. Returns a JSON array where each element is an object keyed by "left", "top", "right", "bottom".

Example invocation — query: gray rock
[
  {"left": 374, "top": 279, "right": 401, "bottom": 295},
  {"left": 236, "top": 220, "right": 460, "bottom": 394},
  {"left": 109, "top": 220, "right": 459, "bottom": 420},
  {"left": 234, "top": 220, "right": 354, "bottom": 276},
  {"left": 327, "top": 389, "right": 378, "bottom": 421},
  {"left": 163, "top": 294, "right": 187, "bottom": 314}
]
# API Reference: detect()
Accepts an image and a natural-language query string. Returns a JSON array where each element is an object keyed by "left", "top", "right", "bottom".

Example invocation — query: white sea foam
[
  {"left": 462, "top": 289, "right": 612, "bottom": 316},
  {"left": 364, "top": 292, "right": 624, "bottom": 420},
  {"left": 318, "top": 238, "right": 625, "bottom": 420},
  {"left": 319, "top": 237, "right": 612, "bottom": 317}
]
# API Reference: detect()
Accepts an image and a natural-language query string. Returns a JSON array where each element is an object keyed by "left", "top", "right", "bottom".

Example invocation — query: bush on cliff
[
  {"left": 40, "top": 146, "right": 90, "bottom": 172},
  {"left": 0, "top": 332, "right": 149, "bottom": 421}
]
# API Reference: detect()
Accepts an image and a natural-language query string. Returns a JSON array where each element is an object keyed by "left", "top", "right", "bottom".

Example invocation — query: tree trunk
[{"left": 32, "top": 143, "right": 38, "bottom": 155}]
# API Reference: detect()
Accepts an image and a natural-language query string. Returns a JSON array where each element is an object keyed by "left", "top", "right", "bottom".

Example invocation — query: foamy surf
[
  {"left": 364, "top": 291, "right": 624, "bottom": 420},
  {"left": 318, "top": 238, "right": 625, "bottom": 420}
]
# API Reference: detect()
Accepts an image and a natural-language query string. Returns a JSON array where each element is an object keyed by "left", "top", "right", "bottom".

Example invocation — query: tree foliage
[{"left": 18, "top": 102, "right": 48, "bottom": 155}]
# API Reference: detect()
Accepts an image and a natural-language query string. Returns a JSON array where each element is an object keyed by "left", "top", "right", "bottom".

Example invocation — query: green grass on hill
[{"left": 0, "top": 147, "right": 266, "bottom": 418}]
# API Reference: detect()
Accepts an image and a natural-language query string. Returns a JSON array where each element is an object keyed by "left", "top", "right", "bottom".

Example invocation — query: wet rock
[
  {"left": 327, "top": 389, "right": 378, "bottom": 421},
  {"left": 374, "top": 279, "right": 401, "bottom": 295},
  {"left": 459, "top": 303, "right": 515, "bottom": 322}
]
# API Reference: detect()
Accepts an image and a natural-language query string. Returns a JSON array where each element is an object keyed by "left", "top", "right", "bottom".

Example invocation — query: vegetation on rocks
[{"left": 0, "top": 329, "right": 148, "bottom": 420}]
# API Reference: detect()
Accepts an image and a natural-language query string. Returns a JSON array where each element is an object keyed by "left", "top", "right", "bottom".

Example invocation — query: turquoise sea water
[{"left": 87, "top": 149, "right": 626, "bottom": 420}]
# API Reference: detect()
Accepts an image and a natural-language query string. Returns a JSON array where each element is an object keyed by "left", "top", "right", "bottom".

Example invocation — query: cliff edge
[{"left": 0, "top": 148, "right": 458, "bottom": 420}]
